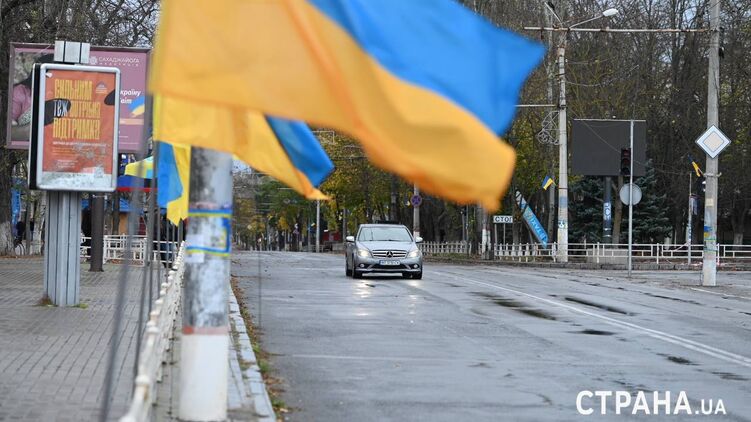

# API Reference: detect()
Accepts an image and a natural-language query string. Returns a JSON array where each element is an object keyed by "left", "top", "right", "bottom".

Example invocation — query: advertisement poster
[
  {"left": 6, "top": 43, "right": 148, "bottom": 153},
  {"left": 34, "top": 64, "right": 120, "bottom": 191}
]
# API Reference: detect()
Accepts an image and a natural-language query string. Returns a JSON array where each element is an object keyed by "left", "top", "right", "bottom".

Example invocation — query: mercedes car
[{"left": 345, "top": 224, "right": 423, "bottom": 279}]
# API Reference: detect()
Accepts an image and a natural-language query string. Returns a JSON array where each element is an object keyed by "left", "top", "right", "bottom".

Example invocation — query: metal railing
[
  {"left": 80, "top": 235, "right": 180, "bottom": 266},
  {"left": 419, "top": 241, "right": 472, "bottom": 255},
  {"left": 421, "top": 241, "right": 751, "bottom": 265},
  {"left": 120, "top": 242, "right": 185, "bottom": 422}
]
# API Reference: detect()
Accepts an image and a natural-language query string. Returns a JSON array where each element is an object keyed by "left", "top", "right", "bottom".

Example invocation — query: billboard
[
  {"left": 29, "top": 64, "right": 120, "bottom": 191},
  {"left": 571, "top": 119, "right": 647, "bottom": 177},
  {"left": 6, "top": 43, "right": 148, "bottom": 153}
]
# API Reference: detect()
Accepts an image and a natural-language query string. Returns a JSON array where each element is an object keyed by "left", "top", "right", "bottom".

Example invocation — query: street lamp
[{"left": 542, "top": 6, "right": 619, "bottom": 263}]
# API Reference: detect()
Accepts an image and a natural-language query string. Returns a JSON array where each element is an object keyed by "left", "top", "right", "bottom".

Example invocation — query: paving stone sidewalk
[{"left": 0, "top": 257, "right": 160, "bottom": 421}]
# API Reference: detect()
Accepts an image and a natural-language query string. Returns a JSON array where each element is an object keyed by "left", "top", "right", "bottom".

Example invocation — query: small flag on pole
[
  {"left": 689, "top": 156, "right": 703, "bottom": 177},
  {"left": 542, "top": 175, "right": 555, "bottom": 191}
]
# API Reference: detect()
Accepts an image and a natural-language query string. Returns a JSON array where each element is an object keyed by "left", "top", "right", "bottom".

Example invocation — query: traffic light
[
  {"left": 695, "top": 175, "right": 706, "bottom": 194},
  {"left": 620, "top": 149, "right": 631, "bottom": 176}
]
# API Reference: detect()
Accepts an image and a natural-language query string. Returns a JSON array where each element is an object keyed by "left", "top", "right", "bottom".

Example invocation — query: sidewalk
[
  {"left": 0, "top": 256, "right": 275, "bottom": 421},
  {"left": 152, "top": 285, "right": 275, "bottom": 421},
  {"left": 0, "top": 257, "right": 149, "bottom": 421}
]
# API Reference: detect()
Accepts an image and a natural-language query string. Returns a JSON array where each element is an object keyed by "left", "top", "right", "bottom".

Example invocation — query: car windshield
[{"left": 358, "top": 227, "right": 413, "bottom": 242}]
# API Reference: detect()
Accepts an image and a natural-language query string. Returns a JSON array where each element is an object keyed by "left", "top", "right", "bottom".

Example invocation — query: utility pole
[
  {"left": 628, "top": 121, "right": 635, "bottom": 278},
  {"left": 89, "top": 193, "right": 105, "bottom": 271},
  {"left": 527, "top": 7, "right": 620, "bottom": 263},
  {"left": 315, "top": 199, "right": 321, "bottom": 253},
  {"left": 556, "top": 41, "right": 569, "bottom": 262},
  {"left": 702, "top": 0, "right": 720, "bottom": 287},
  {"left": 179, "top": 147, "right": 233, "bottom": 421},
  {"left": 481, "top": 207, "right": 490, "bottom": 259},
  {"left": 687, "top": 172, "right": 693, "bottom": 264},
  {"left": 412, "top": 184, "right": 420, "bottom": 238},
  {"left": 603, "top": 177, "right": 613, "bottom": 243}
]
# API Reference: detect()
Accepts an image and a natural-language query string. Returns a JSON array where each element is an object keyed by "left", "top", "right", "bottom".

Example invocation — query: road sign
[
  {"left": 620, "top": 183, "right": 642, "bottom": 205},
  {"left": 492, "top": 215, "right": 513, "bottom": 224},
  {"left": 695, "top": 126, "right": 731, "bottom": 158},
  {"left": 410, "top": 194, "right": 422, "bottom": 207}
]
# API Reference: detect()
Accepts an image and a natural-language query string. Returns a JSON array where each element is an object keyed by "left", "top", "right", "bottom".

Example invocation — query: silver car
[{"left": 345, "top": 224, "right": 423, "bottom": 279}]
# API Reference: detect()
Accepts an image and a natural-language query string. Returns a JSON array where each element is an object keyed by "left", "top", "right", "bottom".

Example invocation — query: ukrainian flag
[
  {"left": 124, "top": 156, "right": 153, "bottom": 179},
  {"left": 149, "top": 0, "right": 544, "bottom": 210},
  {"left": 689, "top": 156, "right": 702, "bottom": 177},
  {"left": 153, "top": 96, "right": 333, "bottom": 201},
  {"left": 156, "top": 141, "right": 191, "bottom": 224},
  {"left": 542, "top": 176, "right": 555, "bottom": 191}
]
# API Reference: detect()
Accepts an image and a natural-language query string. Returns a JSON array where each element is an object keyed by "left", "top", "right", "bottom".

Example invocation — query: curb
[{"left": 228, "top": 288, "right": 276, "bottom": 422}]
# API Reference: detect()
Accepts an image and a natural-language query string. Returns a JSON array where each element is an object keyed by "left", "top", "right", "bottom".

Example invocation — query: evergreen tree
[
  {"left": 569, "top": 176, "right": 604, "bottom": 243},
  {"left": 619, "top": 161, "right": 672, "bottom": 243}
]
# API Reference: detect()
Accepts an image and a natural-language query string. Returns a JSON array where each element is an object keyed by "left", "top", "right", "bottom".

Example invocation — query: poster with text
[{"left": 34, "top": 64, "right": 120, "bottom": 191}]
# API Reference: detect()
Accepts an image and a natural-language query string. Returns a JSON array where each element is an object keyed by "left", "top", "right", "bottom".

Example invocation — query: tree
[
  {"left": 569, "top": 176, "right": 604, "bottom": 243},
  {"left": 0, "top": 0, "right": 159, "bottom": 254},
  {"left": 622, "top": 161, "right": 673, "bottom": 243}
]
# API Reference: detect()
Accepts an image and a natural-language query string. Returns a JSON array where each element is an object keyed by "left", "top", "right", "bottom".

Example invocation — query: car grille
[{"left": 371, "top": 250, "right": 408, "bottom": 259}]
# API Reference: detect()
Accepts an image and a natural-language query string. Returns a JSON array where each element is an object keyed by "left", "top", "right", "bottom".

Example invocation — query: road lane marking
[
  {"left": 431, "top": 269, "right": 751, "bottom": 369},
  {"left": 690, "top": 287, "right": 751, "bottom": 301}
]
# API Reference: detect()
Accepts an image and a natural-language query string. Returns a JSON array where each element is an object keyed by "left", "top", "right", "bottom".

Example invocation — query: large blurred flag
[
  {"left": 149, "top": 0, "right": 544, "bottom": 210},
  {"left": 153, "top": 96, "right": 333, "bottom": 200}
]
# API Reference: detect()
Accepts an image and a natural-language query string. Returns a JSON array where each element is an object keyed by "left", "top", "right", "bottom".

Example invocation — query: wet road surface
[{"left": 232, "top": 252, "right": 751, "bottom": 421}]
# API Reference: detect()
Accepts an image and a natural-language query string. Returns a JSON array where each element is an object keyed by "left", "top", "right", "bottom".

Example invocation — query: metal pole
[
  {"left": 687, "top": 173, "right": 693, "bottom": 265},
  {"left": 702, "top": 0, "right": 720, "bottom": 287},
  {"left": 23, "top": 192, "right": 31, "bottom": 255},
  {"left": 342, "top": 206, "right": 347, "bottom": 243},
  {"left": 413, "top": 185, "right": 420, "bottom": 238},
  {"left": 494, "top": 223, "right": 498, "bottom": 250},
  {"left": 315, "top": 199, "right": 320, "bottom": 253},
  {"left": 524, "top": 26, "right": 709, "bottom": 33},
  {"left": 603, "top": 177, "right": 612, "bottom": 244},
  {"left": 179, "top": 147, "right": 232, "bottom": 421},
  {"left": 628, "top": 121, "right": 634, "bottom": 277},
  {"left": 89, "top": 193, "right": 105, "bottom": 271},
  {"left": 556, "top": 41, "right": 569, "bottom": 263},
  {"left": 481, "top": 207, "right": 489, "bottom": 259}
]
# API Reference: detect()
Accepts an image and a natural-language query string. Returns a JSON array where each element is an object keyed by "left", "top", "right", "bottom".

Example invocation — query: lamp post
[{"left": 539, "top": 6, "right": 619, "bottom": 263}]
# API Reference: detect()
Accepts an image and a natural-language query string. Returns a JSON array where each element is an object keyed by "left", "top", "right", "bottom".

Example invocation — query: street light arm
[{"left": 569, "top": 15, "right": 602, "bottom": 29}]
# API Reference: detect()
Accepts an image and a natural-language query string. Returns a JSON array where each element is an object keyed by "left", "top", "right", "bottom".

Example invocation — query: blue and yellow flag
[
  {"left": 156, "top": 141, "right": 191, "bottom": 224},
  {"left": 542, "top": 175, "right": 555, "bottom": 191},
  {"left": 153, "top": 96, "right": 332, "bottom": 201},
  {"left": 149, "top": 0, "right": 544, "bottom": 210},
  {"left": 689, "top": 156, "right": 703, "bottom": 177},
  {"left": 124, "top": 156, "right": 153, "bottom": 179}
]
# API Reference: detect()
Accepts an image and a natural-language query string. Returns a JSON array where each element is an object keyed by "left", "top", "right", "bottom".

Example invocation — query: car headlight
[
  {"left": 357, "top": 248, "right": 371, "bottom": 257},
  {"left": 407, "top": 249, "right": 421, "bottom": 258}
]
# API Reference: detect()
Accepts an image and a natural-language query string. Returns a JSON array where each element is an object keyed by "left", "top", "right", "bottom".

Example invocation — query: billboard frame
[
  {"left": 6, "top": 42, "right": 149, "bottom": 153},
  {"left": 29, "top": 63, "right": 120, "bottom": 192}
]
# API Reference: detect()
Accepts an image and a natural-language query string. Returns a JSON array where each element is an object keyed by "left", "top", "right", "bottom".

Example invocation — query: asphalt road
[{"left": 232, "top": 252, "right": 751, "bottom": 421}]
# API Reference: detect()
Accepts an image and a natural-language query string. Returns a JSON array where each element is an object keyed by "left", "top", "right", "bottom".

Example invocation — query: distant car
[{"left": 345, "top": 224, "right": 423, "bottom": 279}]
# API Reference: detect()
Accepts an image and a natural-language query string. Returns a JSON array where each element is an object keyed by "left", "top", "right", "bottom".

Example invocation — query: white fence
[
  {"left": 80, "top": 235, "right": 179, "bottom": 266},
  {"left": 419, "top": 241, "right": 472, "bottom": 255},
  {"left": 421, "top": 241, "right": 751, "bottom": 265},
  {"left": 120, "top": 242, "right": 185, "bottom": 422}
]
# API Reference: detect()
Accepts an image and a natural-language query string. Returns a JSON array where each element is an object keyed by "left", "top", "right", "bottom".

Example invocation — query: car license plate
[{"left": 379, "top": 260, "right": 400, "bottom": 266}]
